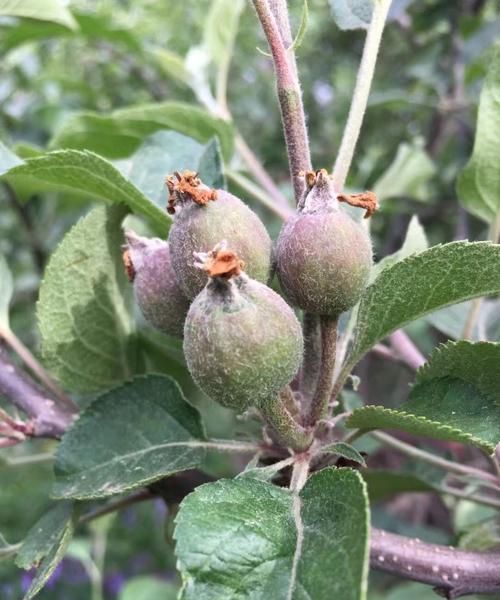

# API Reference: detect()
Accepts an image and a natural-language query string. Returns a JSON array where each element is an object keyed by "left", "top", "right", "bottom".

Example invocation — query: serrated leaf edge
[
  {"left": 5, "top": 149, "right": 170, "bottom": 231},
  {"left": 349, "top": 241, "right": 500, "bottom": 366},
  {"left": 415, "top": 339, "right": 500, "bottom": 386},
  {"left": 347, "top": 405, "right": 494, "bottom": 453}
]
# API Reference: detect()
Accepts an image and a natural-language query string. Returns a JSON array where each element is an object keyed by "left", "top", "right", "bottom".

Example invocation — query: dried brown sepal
[
  {"left": 337, "top": 191, "right": 379, "bottom": 219},
  {"left": 165, "top": 170, "right": 218, "bottom": 214},
  {"left": 302, "top": 168, "right": 329, "bottom": 191},
  {"left": 122, "top": 248, "right": 135, "bottom": 282},
  {"left": 197, "top": 246, "right": 245, "bottom": 279}
]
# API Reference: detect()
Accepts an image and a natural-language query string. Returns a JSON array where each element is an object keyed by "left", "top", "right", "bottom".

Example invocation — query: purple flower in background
[
  {"left": 61, "top": 557, "right": 89, "bottom": 584},
  {"left": 104, "top": 571, "right": 126, "bottom": 598},
  {"left": 153, "top": 498, "right": 167, "bottom": 523},
  {"left": 45, "top": 562, "right": 64, "bottom": 589},
  {"left": 121, "top": 507, "right": 137, "bottom": 528},
  {"left": 20, "top": 570, "right": 35, "bottom": 594}
]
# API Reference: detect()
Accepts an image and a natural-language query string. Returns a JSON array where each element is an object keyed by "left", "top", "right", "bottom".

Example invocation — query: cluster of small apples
[{"left": 124, "top": 169, "right": 372, "bottom": 415}]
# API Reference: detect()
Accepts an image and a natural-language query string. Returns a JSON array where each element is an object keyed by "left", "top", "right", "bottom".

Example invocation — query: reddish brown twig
[{"left": 0, "top": 346, "right": 75, "bottom": 438}]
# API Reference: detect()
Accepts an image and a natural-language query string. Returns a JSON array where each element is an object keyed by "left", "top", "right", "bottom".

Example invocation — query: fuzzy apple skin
[
  {"left": 276, "top": 207, "right": 372, "bottom": 317},
  {"left": 183, "top": 276, "right": 303, "bottom": 411},
  {"left": 127, "top": 233, "right": 190, "bottom": 338},
  {"left": 169, "top": 190, "right": 272, "bottom": 299}
]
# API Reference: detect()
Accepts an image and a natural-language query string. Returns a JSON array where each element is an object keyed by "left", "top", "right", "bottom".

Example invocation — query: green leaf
[
  {"left": 374, "top": 141, "right": 436, "bottom": 203},
  {"left": 37, "top": 205, "right": 134, "bottom": 394},
  {"left": 15, "top": 502, "right": 74, "bottom": 600},
  {"left": 385, "top": 583, "right": 443, "bottom": 600},
  {"left": 0, "top": 140, "right": 22, "bottom": 175},
  {"left": 0, "top": 254, "right": 13, "bottom": 328},
  {"left": 371, "top": 215, "right": 428, "bottom": 280},
  {"left": 0, "top": 18, "right": 68, "bottom": 53},
  {"left": 0, "top": 0, "right": 77, "bottom": 29},
  {"left": 416, "top": 340, "right": 500, "bottom": 398},
  {"left": 426, "top": 301, "right": 474, "bottom": 340},
  {"left": 15, "top": 502, "right": 73, "bottom": 569},
  {"left": 75, "top": 12, "right": 141, "bottom": 52},
  {"left": 348, "top": 341, "right": 500, "bottom": 453},
  {"left": 290, "top": 1, "right": 309, "bottom": 52},
  {"left": 345, "top": 242, "right": 500, "bottom": 371},
  {"left": 153, "top": 49, "right": 190, "bottom": 86},
  {"left": 361, "top": 470, "right": 432, "bottom": 503},
  {"left": 53, "top": 375, "right": 206, "bottom": 500},
  {"left": 329, "top": 0, "right": 413, "bottom": 33},
  {"left": 13, "top": 142, "right": 44, "bottom": 159},
  {"left": 426, "top": 298, "right": 500, "bottom": 342},
  {"left": 125, "top": 131, "right": 224, "bottom": 209},
  {"left": 0, "top": 12, "right": 141, "bottom": 54},
  {"left": 3, "top": 149, "right": 169, "bottom": 235},
  {"left": 0, "top": 532, "right": 19, "bottom": 562},
  {"left": 329, "top": 0, "right": 373, "bottom": 30},
  {"left": 50, "top": 102, "right": 233, "bottom": 161},
  {"left": 119, "top": 576, "right": 178, "bottom": 600},
  {"left": 237, "top": 457, "right": 295, "bottom": 482},
  {"left": 174, "top": 468, "right": 370, "bottom": 600},
  {"left": 457, "top": 44, "right": 500, "bottom": 223},
  {"left": 320, "top": 442, "right": 366, "bottom": 466},
  {"left": 198, "top": 138, "right": 225, "bottom": 190},
  {"left": 204, "top": 0, "right": 244, "bottom": 68}
]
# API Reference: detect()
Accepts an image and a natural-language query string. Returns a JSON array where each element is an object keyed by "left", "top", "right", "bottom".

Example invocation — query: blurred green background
[{"left": 1, "top": 0, "right": 499, "bottom": 598}]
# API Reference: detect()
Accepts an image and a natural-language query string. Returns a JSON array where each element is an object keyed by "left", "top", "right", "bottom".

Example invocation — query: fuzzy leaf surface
[
  {"left": 347, "top": 242, "right": 500, "bottom": 369},
  {"left": 174, "top": 468, "right": 369, "bottom": 600},
  {"left": 3, "top": 150, "right": 169, "bottom": 235},
  {"left": 15, "top": 502, "right": 74, "bottom": 600},
  {"left": 53, "top": 375, "right": 206, "bottom": 499},
  {"left": 348, "top": 342, "right": 500, "bottom": 453},
  {"left": 37, "top": 205, "right": 133, "bottom": 394}
]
